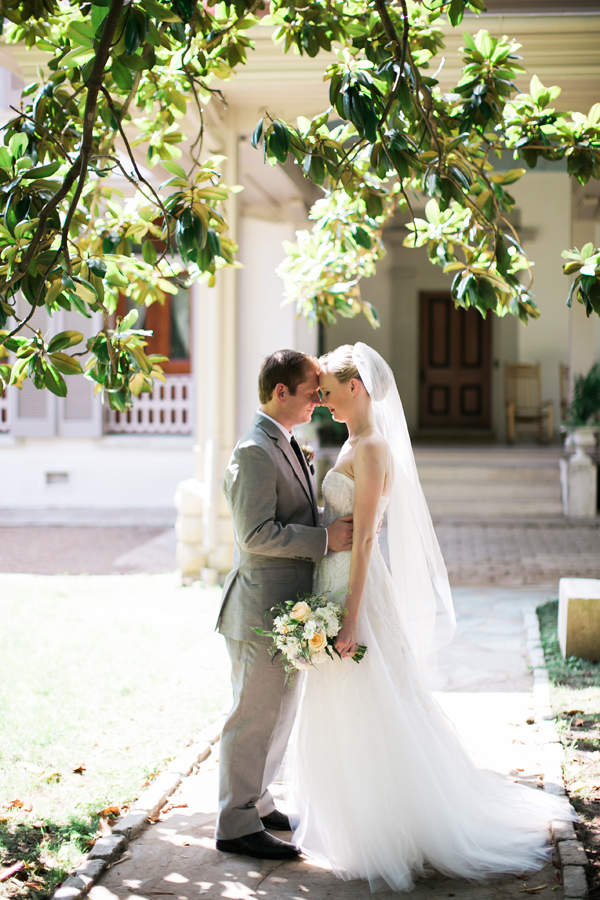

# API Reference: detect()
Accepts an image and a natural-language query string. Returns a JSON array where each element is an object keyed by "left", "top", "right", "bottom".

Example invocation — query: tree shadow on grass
[{"left": 0, "top": 815, "right": 98, "bottom": 899}]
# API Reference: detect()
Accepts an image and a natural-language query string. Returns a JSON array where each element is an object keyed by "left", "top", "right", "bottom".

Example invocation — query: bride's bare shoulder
[{"left": 354, "top": 431, "right": 388, "bottom": 466}]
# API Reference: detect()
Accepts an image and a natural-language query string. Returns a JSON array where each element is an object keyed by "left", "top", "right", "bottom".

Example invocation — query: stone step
[
  {"left": 420, "top": 481, "right": 561, "bottom": 500},
  {"left": 426, "top": 498, "right": 564, "bottom": 519},
  {"left": 418, "top": 465, "right": 560, "bottom": 483}
]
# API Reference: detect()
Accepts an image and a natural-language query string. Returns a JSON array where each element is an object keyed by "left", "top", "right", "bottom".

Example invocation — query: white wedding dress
[{"left": 288, "top": 468, "right": 574, "bottom": 892}]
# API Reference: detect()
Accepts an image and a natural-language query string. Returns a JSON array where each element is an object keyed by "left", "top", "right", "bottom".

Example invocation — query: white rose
[
  {"left": 291, "top": 600, "right": 311, "bottom": 622},
  {"left": 311, "top": 649, "right": 329, "bottom": 665}
]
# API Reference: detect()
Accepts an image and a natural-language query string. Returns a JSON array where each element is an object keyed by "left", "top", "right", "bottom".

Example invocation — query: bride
[{"left": 288, "top": 342, "right": 574, "bottom": 892}]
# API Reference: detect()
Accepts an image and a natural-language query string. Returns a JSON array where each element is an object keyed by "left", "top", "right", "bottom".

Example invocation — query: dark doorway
[{"left": 419, "top": 292, "right": 492, "bottom": 429}]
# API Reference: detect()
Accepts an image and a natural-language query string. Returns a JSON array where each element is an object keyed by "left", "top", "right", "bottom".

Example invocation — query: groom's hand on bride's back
[{"left": 326, "top": 515, "right": 353, "bottom": 552}]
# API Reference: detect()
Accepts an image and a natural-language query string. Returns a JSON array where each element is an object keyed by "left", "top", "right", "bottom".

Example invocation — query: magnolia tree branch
[{"left": 0, "top": 0, "right": 125, "bottom": 316}]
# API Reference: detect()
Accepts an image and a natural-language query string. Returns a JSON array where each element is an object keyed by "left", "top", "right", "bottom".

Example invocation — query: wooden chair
[
  {"left": 560, "top": 362, "right": 570, "bottom": 423},
  {"left": 504, "top": 363, "right": 553, "bottom": 443}
]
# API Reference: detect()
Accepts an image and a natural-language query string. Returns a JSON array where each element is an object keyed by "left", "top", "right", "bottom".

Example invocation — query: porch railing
[
  {"left": 105, "top": 374, "right": 194, "bottom": 435},
  {"left": 0, "top": 389, "right": 9, "bottom": 433}
]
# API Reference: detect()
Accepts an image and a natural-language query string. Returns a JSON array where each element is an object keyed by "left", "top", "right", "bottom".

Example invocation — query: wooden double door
[{"left": 419, "top": 292, "right": 492, "bottom": 429}]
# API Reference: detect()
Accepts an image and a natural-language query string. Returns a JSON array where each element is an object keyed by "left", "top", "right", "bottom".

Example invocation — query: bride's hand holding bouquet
[{"left": 334, "top": 612, "right": 360, "bottom": 659}]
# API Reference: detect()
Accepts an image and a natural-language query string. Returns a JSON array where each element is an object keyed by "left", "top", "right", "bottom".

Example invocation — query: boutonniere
[{"left": 300, "top": 443, "right": 315, "bottom": 475}]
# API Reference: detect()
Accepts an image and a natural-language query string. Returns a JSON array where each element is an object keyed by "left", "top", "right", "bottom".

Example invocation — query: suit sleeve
[{"left": 224, "top": 442, "right": 327, "bottom": 561}]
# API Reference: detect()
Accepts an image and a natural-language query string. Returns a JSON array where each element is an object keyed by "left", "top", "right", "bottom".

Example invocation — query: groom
[{"left": 214, "top": 349, "right": 353, "bottom": 860}]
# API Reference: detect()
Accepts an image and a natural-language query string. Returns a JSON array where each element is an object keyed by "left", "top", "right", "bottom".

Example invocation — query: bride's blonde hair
[{"left": 319, "top": 344, "right": 363, "bottom": 385}]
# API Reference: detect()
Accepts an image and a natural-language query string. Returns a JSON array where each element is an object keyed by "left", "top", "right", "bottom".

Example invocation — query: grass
[
  {"left": 538, "top": 600, "right": 600, "bottom": 900},
  {"left": 0, "top": 573, "right": 231, "bottom": 898}
]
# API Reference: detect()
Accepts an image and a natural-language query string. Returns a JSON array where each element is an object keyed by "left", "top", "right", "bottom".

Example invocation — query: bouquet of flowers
[{"left": 253, "top": 592, "right": 367, "bottom": 675}]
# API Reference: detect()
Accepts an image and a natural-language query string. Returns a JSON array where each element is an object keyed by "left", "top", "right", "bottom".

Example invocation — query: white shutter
[
  {"left": 57, "top": 310, "right": 103, "bottom": 437},
  {"left": 9, "top": 300, "right": 57, "bottom": 437}
]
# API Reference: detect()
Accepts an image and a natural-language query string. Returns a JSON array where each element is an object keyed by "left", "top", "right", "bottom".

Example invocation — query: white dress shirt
[{"left": 257, "top": 409, "right": 293, "bottom": 442}]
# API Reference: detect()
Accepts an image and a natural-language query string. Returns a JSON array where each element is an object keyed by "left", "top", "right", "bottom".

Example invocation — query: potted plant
[{"left": 563, "top": 363, "right": 600, "bottom": 461}]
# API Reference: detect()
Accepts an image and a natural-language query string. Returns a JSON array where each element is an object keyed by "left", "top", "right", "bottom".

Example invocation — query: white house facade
[{"left": 0, "top": 5, "right": 599, "bottom": 572}]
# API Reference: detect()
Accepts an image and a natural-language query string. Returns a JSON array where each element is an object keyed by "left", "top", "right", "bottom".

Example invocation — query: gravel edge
[
  {"left": 524, "top": 605, "right": 588, "bottom": 900},
  {"left": 51, "top": 714, "right": 226, "bottom": 900}
]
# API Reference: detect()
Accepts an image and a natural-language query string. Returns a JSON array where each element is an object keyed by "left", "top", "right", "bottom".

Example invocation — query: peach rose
[
  {"left": 308, "top": 632, "right": 327, "bottom": 652},
  {"left": 291, "top": 600, "right": 311, "bottom": 622}
]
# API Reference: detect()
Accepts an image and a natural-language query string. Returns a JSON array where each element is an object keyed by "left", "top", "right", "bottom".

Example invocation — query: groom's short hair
[{"left": 258, "top": 350, "right": 318, "bottom": 404}]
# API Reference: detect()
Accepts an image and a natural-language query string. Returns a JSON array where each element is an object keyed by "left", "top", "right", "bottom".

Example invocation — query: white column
[{"left": 175, "top": 115, "right": 239, "bottom": 581}]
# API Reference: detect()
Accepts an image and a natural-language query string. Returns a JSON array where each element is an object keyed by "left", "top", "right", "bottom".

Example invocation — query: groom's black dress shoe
[
  {"left": 260, "top": 809, "right": 292, "bottom": 831},
  {"left": 216, "top": 830, "right": 300, "bottom": 860}
]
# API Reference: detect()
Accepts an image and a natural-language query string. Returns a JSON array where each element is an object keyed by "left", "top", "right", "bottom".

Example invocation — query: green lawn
[{"left": 0, "top": 573, "right": 231, "bottom": 897}]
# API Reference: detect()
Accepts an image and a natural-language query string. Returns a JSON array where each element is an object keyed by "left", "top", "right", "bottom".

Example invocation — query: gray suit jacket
[{"left": 217, "top": 413, "right": 327, "bottom": 643}]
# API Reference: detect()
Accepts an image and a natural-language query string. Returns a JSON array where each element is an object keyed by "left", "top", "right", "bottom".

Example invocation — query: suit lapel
[{"left": 254, "top": 414, "right": 317, "bottom": 522}]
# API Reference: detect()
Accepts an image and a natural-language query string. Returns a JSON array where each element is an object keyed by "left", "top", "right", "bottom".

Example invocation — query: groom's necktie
[{"left": 290, "top": 435, "right": 313, "bottom": 497}]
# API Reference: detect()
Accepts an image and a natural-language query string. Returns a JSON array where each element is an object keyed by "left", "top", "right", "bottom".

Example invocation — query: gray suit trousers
[{"left": 215, "top": 638, "right": 302, "bottom": 840}]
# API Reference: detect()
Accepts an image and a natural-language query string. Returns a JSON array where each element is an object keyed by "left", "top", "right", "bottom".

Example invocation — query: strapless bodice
[{"left": 321, "top": 469, "right": 389, "bottom": 529}]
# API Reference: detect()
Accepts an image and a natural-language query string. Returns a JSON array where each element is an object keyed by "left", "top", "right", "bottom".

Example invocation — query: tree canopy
[{"left": 0, "top": 0, "right": 598, "bottom": 409}]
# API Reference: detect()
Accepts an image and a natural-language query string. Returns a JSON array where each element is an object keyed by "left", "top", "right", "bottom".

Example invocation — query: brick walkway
[
  {"left": 437, "top": 521, "right": 600, "bottom": 586},
  {"left": 0, "top": 526, "right": 167, "bottom": 575},
  {"left": 1, "top": 520, "right": 599, "bottom": 585}
]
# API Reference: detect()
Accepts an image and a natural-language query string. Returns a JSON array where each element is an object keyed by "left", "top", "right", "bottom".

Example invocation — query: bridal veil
[{"left": 351, "top": 342, "right": 456, "bottom": 672}]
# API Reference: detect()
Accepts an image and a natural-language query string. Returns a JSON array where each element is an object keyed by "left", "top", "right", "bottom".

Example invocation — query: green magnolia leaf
[
  {"left": 161, "top": 160, "right": 188, "bottom": 179},
  {"left": 9, "top": 134, "right": 28, "bottom": 159},
  {"left": 48, "top": 352, "right": 84, "bottom": 375},
  {"left": 88, "top": 259, "right": 107, "bottom": 278},
  {"left": 111, "top": 58, "right": 134, "bottom": 91},
  {"left": 48, "top": 331, "right": 84, "bottom": 353},
  {"left": 120, "top": 309, "right": 139, "bottom": 331},
  {"left": 448, "top": 0, "right": 464, "bottom": 27},
  {"left": 22, "top": 161, "right": 61, "bottom": 179},
  {"left": 142, "top": 239, "right": 158, "bottom": 265},
  {"left": 251, "top": 118, "right": 263, "bottom": 149},
  {"left": 43, "top": 362, "right": 68, "bottom": 397}
]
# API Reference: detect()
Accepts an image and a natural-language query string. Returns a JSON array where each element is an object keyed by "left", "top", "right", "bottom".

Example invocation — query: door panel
[{"left": 419, "top": 292, "right": 492, "bottom": 429}]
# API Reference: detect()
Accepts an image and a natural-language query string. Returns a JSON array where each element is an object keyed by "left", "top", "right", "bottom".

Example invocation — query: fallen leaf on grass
[
  {"left": 574, "top": 719, "right": 585, "bottom": 727},
  {"left": 97, "top": 806, "right": 119, "bottom": 819},
  {"left": 518, "top": 886, "right": 547, "bottom": 893},
  {"left": 1, "top": 799, "right": 23, "bottom": 809},
  {"left": 0, "top": 862, "right": 25, "bottom": 883},
  {"left": 569, "top": 781, "right": 586, "bottom": 792},
  {"left": 72, "top": 764, "right": 86, "bottom": 775},
  {"left": 565, "top": 709, "right": 584, "bottom": 715},
  {"left": 23, "top": 883, "right": 43, "bottom": 891},
  {"left": 526, "top": 718, "right": 535, "bottom": 725},
  {"left": 42, "top": 772, "right": 60, "bottom": 784}
]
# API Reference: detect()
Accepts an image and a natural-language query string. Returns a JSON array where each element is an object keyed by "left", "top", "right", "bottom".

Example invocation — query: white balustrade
[{"left": 106, "top": 374, "right": 193, "bottom": 435}]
